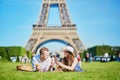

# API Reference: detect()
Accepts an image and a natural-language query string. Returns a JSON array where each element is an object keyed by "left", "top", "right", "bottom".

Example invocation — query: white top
[
  {"left": 104, "top": 53, "right": 109, "bottom": 57},
  {"left": 32, "top": 54, "right": 51, "bottom": 72}
]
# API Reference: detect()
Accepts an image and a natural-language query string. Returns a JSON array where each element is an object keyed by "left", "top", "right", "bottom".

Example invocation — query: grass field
[{"left": 0, "top": 59, "right": 120, "bottom": 80}]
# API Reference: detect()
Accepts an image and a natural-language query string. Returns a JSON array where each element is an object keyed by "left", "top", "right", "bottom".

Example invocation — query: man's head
[{"left": 39, "top": 47, "right": 49, "bottom": 60}]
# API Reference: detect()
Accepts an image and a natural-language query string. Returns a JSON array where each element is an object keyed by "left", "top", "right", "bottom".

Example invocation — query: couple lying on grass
[{"left": 32, "top": 46, "right": 83, "bottom": 72}]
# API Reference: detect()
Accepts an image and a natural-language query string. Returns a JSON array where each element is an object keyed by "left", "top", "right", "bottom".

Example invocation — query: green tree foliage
[
  {"left": 26, "top": 51, "right": 32, "bottom": 59},
  {"left": 111, "top": 46, "right": 120, "bottom": 57},
  {"left": 0, "top": 46, "right": 31, "bottom": 61},
  {"left": 88, "top": 47, "right": 96, "bottom": 56},
  {"left": 0, "top": 47, "right": 8, "bottom": 59},
  {"left": 88, "top": 45, "right": 112, "bottom": 56}
]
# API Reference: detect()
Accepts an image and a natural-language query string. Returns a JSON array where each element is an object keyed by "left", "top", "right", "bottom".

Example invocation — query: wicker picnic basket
[{"left": 16, "top": 64, "right": 33, "bottom": 72}]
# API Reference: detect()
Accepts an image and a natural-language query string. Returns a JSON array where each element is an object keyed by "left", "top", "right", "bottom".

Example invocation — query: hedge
[
  {"left": 88, "top": 45, "right": 120, "bottom": 56},
  {"left": 0, "top": 46, "right": 32, "bottom": 61}
]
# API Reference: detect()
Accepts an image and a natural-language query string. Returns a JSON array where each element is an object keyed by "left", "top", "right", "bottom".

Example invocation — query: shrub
[{"left": 0, "top": 46, "right": 31, "bottom": 61}]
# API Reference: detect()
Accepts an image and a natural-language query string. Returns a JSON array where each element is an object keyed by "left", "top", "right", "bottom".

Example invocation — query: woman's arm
[{"left": 55, "top": 58, "right": 78, "bottom": 71}]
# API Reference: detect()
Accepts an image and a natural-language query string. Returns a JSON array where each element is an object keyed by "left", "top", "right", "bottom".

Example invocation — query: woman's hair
[
  {"left": 39, "top": 47, "right": 49, "bottom": 55},
  {"left": 63, "top": 50, "right": 74, "bottom": 67}
]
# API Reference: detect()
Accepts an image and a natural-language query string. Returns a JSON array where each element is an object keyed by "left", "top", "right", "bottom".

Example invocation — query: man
[{"left": 32, "top": 47, "right": 52, "bottom": 72}]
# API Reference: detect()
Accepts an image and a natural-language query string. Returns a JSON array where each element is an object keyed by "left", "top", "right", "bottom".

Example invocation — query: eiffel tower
[{"left": 26, "top": 0, "right": 85, "bottom": 53}]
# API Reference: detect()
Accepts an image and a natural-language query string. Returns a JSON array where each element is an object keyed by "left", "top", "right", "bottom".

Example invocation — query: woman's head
[
  {"left": 63, "top": 46, "right": 75, "bottom": 66},
  {"left": 39, "top": 47, "right": 49, "bottom": 60},
  {"left": 64, "top": 46, "right": 74, "bottom": 57}
]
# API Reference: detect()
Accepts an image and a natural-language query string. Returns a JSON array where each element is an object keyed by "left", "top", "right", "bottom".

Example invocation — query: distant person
[
  {"left": 31, "top": 51, "right": 36, "bottom": 59},
  {"left": 76, "top": 53, "right": 82, "bottom": 67},
  {"left": 104, "top": 53, "right": 109, "bottom": 62},
  {"left": 104, "top": 53, "right": 109, "bottom": 58},
  {"left": 118, "top": 53, "right": 120, "bottom": 62},
  {"left": 89, "top": 53, "right": 93, "bottom": 62},
  {"left": 21, "top": 53, "right": 29, "bottom": 64},
  {"left": 55, "top": 46, "right": 83, "bottom": 72},
  {"left": 85, "top": 53, "right": 89, "bottom": 62},
  {"left": 32, "top": 47, "right": 54, "bottom": 72}
]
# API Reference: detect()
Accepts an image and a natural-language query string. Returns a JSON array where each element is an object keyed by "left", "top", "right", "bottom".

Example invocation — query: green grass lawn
[{"left": 0, "top": 59, "right": 120, "bottom": 80}]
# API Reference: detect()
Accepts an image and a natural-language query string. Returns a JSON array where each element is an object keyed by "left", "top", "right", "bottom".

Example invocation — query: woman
[{"left": 55, "top": 46, "right": 83, "bottom": 72}]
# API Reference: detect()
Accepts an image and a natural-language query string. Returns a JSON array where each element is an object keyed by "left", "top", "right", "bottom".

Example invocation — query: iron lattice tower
[{"left": 26, "top": 0, "right": 85, "bottom": 53}]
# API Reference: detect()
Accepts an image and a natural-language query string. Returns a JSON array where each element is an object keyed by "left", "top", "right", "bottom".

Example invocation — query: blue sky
[{"left": 0, "top": 0, "right": 120, "bottom": 52}]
